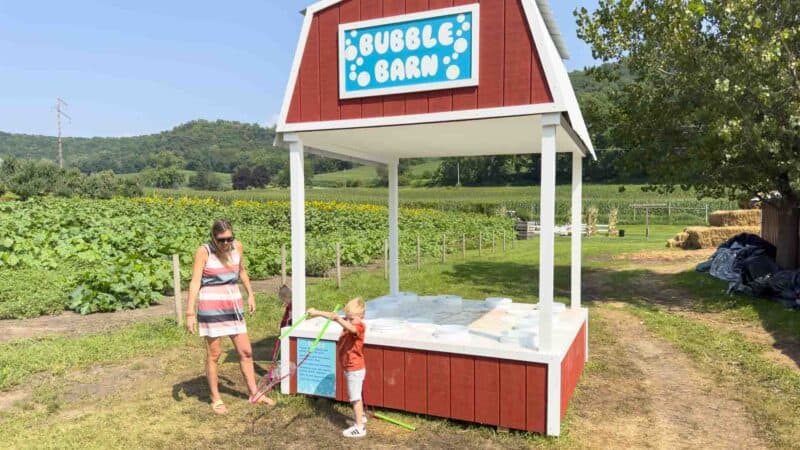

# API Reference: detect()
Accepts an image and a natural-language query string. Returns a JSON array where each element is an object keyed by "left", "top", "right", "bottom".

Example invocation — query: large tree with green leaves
[
  {"left": 576, "top": 0, "right": 800, "bottom": 208},
  {"left": 578, "top": 0, "right": 800, "bottom": 265}
]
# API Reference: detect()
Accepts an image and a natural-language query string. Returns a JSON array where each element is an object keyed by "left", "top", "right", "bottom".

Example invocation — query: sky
[{"left": 0, "top": 1, "right": 600, "bottom": 137}]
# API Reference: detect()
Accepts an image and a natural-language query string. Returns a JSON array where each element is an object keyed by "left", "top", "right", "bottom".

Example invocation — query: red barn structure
[{"left": 275, "top": 0, "right": 594, "bottom": 436}]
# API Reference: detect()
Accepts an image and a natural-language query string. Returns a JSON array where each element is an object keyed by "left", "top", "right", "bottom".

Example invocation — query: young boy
[{"left": 308, "top": 297, "right": 367, "bottom": 438}]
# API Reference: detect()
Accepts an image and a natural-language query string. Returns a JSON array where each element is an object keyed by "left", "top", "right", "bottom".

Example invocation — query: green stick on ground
[{"left": 373, "top": 412, "right": 417, "bottom": 431}]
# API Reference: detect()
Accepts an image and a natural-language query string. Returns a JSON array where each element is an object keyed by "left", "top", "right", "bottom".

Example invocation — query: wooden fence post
[
  {"left": 646, "top": 208, "right": 651, "bottom": 240},
  {"left": 479, "top": 233, "right": 483, "bottom": 256},
  {"left": 172, "top": 254, "right": 183, "bottom": 327},
  {"left": 281, "top": 244, "right": 287, "bottom": 286},
  {"left": 416, "top": 235, "right": 421, "bottom": 270},
  {"left": 492, "top": 234, "right": 495, "bottom": 253},
  {"left": 335, "top": 242, "right": 342, "bottom": 289},
  {"left": 705, "top": 204, "right": 709, "bottom": 224},
  {"left": 503, "top": 233, "right": 506, "bottom": 252},
  {"left": 384, "top": 239, "right": 389, "bottom": 280},
  {"left": 462, "top": 234, "right": 466, "bottom": 259},
  {"left": 441, "top": 234, "right": 446, "bottom": 264}
]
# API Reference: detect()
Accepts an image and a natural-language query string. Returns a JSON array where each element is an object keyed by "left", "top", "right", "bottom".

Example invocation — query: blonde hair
[{"left": 344, "top": 297, "right": 365, "bottom": 317}]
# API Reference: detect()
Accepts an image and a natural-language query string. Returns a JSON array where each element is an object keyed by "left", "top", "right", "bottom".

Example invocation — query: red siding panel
[
  {"left": 526, "top": 363, "right": 547, "bottom": 433},
  {"left": 531, "top": 33, "right": 553, "bottom": 103},
  {"left": 364, "top": 346, "right": 384, "bottom": 407},
  {"left": 300, "top": 17, "right": 321, "bottom": 122},
  {"left": 287, "top": 76, "right": 302, "bottom": 122},
  {"left": 477, "top": 0, "right": 504, "bottom": 108},
  {"left": 290, "top": 338, "right": 298, "bottom": 394},
  {"left": 336, "top": 339, "right": 347, "bottom": 402},
  {"left": 319, "top": 6, "right": 342, "bottom": 121},
  {"left": 427, "top": 352, "right": 451, "bottom": 418},
  {"left": 338, "top": 0, "right": 362, "bottom": 119},
  {"left": 450, "top": 354, "right": 475, "bottom": 422},
  {"left": 503, "top": 0, "right": 532, "bottom": 106},
  {"left": 383, "top": 347, "right": 405, "bottom": 410},
  {"left": 561, "top": 322, "right": 586, "bottom": 419},
  {"left": 382, "top": 0, "right": 407, "bottom": 116},
  {"left": 499, "top": 360, "right": 526, "bottom": 430},
  {"left": 404, "top": 349, "right": 428, "bottom": 414},
  {"left": 474, "top": 357, "right": 500, "bottom": 426},
  {"left": 359, "top": 0, "right": 384, "bottom": 117}
]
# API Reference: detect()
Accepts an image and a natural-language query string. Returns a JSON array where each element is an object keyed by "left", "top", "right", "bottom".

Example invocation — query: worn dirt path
[{"left": 569, "top": 305, "right": 768, "bottom": 449}]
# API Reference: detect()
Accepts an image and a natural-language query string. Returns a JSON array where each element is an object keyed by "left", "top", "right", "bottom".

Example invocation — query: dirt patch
[
  {"left": 570, "top": 306, "right": 768, "bottom": 449},
  {"left": 0, "top": 298, "right": 178, "bottom": 344},
  {"left": 0, "top": 275, "right": 307, "bottom": 343}
]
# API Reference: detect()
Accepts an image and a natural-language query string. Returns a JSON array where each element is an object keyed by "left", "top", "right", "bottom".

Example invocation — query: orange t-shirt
[{"left": 339, "top": 322, "right": 366, "bottom": 371}]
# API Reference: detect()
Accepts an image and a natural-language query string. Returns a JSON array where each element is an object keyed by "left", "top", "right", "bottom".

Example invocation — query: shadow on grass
[{"left": 171, "top": 374, "right": 247, "bottom": 404}]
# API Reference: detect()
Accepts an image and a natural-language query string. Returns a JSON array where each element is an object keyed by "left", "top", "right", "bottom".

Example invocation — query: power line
[{"left": 55, "top": 98, "right": 72, "bottom": 168}]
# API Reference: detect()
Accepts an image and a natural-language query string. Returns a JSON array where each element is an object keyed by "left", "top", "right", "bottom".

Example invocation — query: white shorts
[{"left": 345, "top": 369, "right": 366, "bottom": 402}]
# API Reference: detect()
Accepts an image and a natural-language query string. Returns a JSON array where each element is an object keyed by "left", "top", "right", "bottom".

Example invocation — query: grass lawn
[{"left": 1, "top": 224, "right": 798, "bottom": 448}]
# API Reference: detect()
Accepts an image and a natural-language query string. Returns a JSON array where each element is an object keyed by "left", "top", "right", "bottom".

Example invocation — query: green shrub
[{"left": 0, "top": 267, "right": 76, "bottom": 319}]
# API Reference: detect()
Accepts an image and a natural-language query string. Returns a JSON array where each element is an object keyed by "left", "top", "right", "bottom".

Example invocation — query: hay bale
[
  {"left": 708, "top": 209, "right": 761, "bottom": 227},
  {"left": 681, "top": 226, "right": 760, "bottom": 249}
]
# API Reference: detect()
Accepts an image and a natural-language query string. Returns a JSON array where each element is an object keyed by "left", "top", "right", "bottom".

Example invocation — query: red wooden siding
[
  {"left": 335, "top": 339, "right": 347, "bottom": 402},
  {"left": 404, "top": 350, "right": 428, "bottom": 414},
  {"left": 290, "top": 338, "right": 298, "bottom": 393},
  {"left": 450, "top": 354, "right": 475, "bottom": 422},
  {"left": 560, "top": 322, "right": 587, "bottom": 419},
  {"left": 286, "top": 0, "right": 553, "bottom": 123},
  {"left": 499, "top": 360, "right": 527, "bottom": 429},
  {"left": 427, "top": 352, "right": 451, "bottom": 417},
  {"left": 526, "top": 363, "right": 547, "bottom": 433},
  {"left": 364, "top": 346, "right": 384, "bottom": 407},
  {"left": 474, "top": 357, "right": 500, "bottom": 425},
  {"left": 290, "top": 324, "right": 588, "bottom": 434},
  {"left": 383, "top": 347, "right": 406, "bottom": 409}
]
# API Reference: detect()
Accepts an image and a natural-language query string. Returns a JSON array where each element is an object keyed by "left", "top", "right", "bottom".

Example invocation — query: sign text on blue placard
[
  {"left": 296, "top": 338, "right": 336, "bottom": 398},
  {"left": 339, "top": 4, "right": 480, "bottom": 99}
]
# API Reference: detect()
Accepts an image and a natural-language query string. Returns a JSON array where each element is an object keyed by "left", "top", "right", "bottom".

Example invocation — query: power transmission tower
[{"left": 55, "top": 98, "right": 71, "bottom": 168}]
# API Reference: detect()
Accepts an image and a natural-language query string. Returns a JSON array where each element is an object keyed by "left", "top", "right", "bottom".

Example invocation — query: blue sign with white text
[
  {"left": 339, "top": 5, "right": 479, "bottom": 99},
  {"left": 296, "top": 338, "right": 336, "bottom": 398}
]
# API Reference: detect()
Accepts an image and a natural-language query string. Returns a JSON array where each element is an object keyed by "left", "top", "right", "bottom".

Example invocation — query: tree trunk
[{"left": 761, "top": 203, "right": 800, "bottom": 269}]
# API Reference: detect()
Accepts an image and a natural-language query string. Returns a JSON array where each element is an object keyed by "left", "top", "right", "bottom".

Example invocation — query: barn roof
[{"left": 280, "top": 0, "right": 595, "bottom": 160}]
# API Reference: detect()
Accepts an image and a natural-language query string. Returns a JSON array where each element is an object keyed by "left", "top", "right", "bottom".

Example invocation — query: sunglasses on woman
[{"left": 215, "top": 236, "right": 235, "bottom": 243}]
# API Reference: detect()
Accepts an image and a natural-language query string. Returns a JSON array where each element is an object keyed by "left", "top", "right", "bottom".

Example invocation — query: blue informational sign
[
  {"left": 339, "top": 4, "right": 480, "bottom": 99},
  {"left": 296, "top": 338, "right": 336, "bottom": 398}
]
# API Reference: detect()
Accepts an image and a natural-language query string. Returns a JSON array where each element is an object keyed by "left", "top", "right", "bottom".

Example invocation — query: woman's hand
[
  {"left": 186, "top": 315, "right": 197, "bottom": 335},
  {"left": 248, "top": 294, "right": 256, "bottom": 315}
]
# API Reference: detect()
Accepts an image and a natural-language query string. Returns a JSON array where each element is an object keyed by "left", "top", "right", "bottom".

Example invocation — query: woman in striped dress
[{"left": 186, "top": 219, "right": 274, "bottom": 413}]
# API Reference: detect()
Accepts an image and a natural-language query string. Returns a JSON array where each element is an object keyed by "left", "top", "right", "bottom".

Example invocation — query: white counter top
[{"left": 288, "top": 293, "right": 588, "bottom": 364}]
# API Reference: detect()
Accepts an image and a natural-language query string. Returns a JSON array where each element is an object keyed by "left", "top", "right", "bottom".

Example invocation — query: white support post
[
  {"left": 288, "top": 136, "right": 306, "bottom": 325},
  {"left": 280, "top": 325, "right": 290, "bottom": 394},
  {"left": 388, "top": 159, "right": 400, "bottom": 295},
  {"left": 539, "top": 114, "right": 559, "bottom": 355},
  {"left": 571, "top": 151, "right": 583, "bottom": 310},
  {"left": 546, "top": 361, "right": 562, "bottom": 436}
]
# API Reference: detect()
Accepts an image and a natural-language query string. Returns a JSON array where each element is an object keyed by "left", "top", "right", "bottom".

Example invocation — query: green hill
[{"left": 0, "top": 120, "right": 283, "bottom": 174}]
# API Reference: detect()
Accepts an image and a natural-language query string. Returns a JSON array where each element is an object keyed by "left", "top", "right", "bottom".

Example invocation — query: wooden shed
[{"left": 275, "top": 0, "right": 595, "bottom": 437}]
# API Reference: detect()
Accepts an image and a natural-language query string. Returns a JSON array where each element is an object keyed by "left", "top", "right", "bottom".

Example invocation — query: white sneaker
[{"left": 342, "top": 425, "right": 367, "bottom": 438}]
